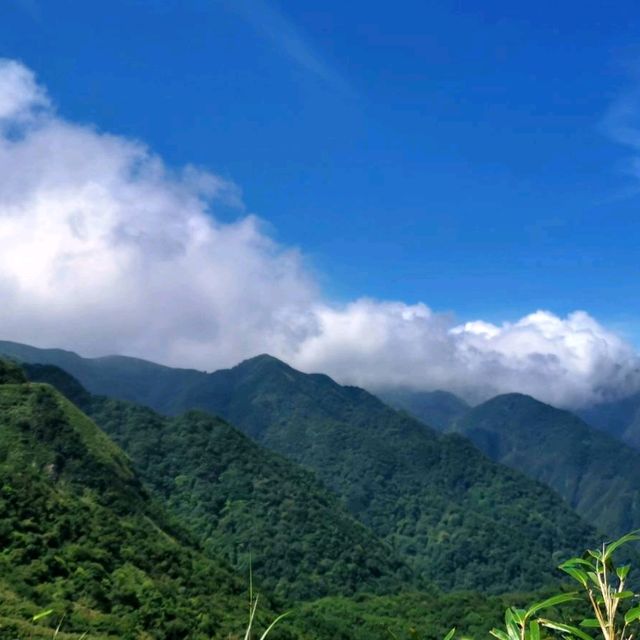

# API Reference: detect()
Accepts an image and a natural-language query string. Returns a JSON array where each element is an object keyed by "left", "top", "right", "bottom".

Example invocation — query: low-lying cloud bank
[{"left": 0, "top": 59, "right": 638, "bottom": 409}]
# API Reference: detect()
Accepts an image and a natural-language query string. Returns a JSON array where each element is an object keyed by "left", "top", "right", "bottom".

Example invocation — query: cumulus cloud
[
  {"left": 0, "top": 59, "right": 48, "bottom": 122},
  {"left": 295, "top": 304, "right": 640, "bottom": 408},
  {"left": 0, "top": 58, "right": 316, "bottom": 367},
  {"left": 0, "top": 58, "right": 638, "bottom": 408}
]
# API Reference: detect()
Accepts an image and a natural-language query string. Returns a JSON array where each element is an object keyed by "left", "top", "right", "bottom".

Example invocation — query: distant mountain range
[
  {"left": 377, "top": 388, "right": 470, "bottom": 431},
  {"left": 0, "top": 340, "right": 598, "bottom": 595},
  {"left": 377, "top": 383, "right": 640, "bottom": 537},
  {"left": 449, "top": 393, "right": 640, "bottom": 537},
  {"left": 578, "top": 392, "right": 640, "bottom": 450},
  {"left": 12, "top": 338, "right": 640, "bottom": 637}
]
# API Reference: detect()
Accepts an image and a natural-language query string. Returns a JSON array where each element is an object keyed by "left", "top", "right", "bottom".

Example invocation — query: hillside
[
  {"left": 4, "top": 343, "right": 601, "bottom": 593},
  {"left": 579, "top": 392, "right": 640, "bottom": 450},
  {"left": 449, "top": 393, "right": 640, "bottom": 536},
  {"left": 24, "top": 363, "right": 414, "bottom": 604},
  {"left": 182, "top": 356, "right": 598, "bottom": 592},
  {"left": 0, "top": 360, "right": 273, "bottom": 639},
  {"left": 377, "top": 388, "right": 470, "bottom": 431},
  {"left": 0, "top": 340, "right": 210, "bottom": 412}
]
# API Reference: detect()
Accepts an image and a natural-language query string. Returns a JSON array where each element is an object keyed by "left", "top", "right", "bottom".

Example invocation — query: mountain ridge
[
  {"left": 0, "top": 359, "right": 267, "bottom": 639},
  {"left": 450, "top": 392, "right": 640, "bottom": 536},
  {"left": 0, "top": 341, "right": 600, "bottom": 594},
  {"left": 25, "top": 362, "right": 415, "bottom": 604}
]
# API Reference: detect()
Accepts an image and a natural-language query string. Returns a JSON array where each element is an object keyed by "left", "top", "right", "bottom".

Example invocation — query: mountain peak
[
  {"left": 483, "top": 392, "right": 551, "bottom": 409},
  {"left": 238, "top": 353, "right": 283, "bottom": 365},
  {"left": 233, "top": 353, "right": 298, "bottom": 375}
]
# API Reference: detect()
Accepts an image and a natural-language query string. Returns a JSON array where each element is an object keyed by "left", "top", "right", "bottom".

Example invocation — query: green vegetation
[
  {"left": 0, "top": 360, "right": 283, "bottom": 639},
  {"left": 12, "top": 348, "right": 599, "bottom": 592},
  {"left": 450, "top": 393, "right": 640, "bottom": 536},
  {"left": 165, "top": 355, "right": 598, "bottom": 592},
  {"left": 6, "top": 353, "right": 640, "bottom": 640},
  {"left": 377, "top": 388, "right": 470, "bottom": 431},
  {"left": 0, "top": 358, "right": 27, "bottom": 384},
  {"left": 286, "top": 531, "right": 640, "bottom": 640},
  {"left": 579, "top": 392, "right": 640, "bottom": 451},
  {"left": 285, "top": 590, "right": 541, "bottom": 640},
  {"left": 25, "top": 363, "right": 414, "bottom": 604},
  {"left": 483, "top": 531, "right": 640, "bottom": 640}
]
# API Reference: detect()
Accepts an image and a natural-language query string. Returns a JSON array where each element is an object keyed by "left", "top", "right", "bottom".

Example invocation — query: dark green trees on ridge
[
  {"left": 0, "top": 360, "right": 273, "bottom": 639},
  {"left": 13, "top": 348, "right": 599, "bottom": 593}
]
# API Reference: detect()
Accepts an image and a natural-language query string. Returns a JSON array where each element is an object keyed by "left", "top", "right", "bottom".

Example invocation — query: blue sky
[
  {"left": 1, "top": 0, "right": 640, "bottom": 405},
  {"left": 4, "top": 0, "right": 639, "bottom": 332}
]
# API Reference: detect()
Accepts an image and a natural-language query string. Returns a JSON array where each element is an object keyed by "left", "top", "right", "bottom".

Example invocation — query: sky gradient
[{"left": 1, "top": 0, "right": 639, "bottom": 406}]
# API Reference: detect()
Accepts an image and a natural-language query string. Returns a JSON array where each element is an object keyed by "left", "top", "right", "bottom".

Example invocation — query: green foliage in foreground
[
  {"left": 485, "top": 531, "right": 640, "bottom": 640},
  {"left": 0, "top": 363, "right": 287, "bottom": 639},
  {"left": 25, "top": 363, "right": 414, "bottom": 604},
  {"left": 285, "top": 590, "right": 542, "bottom": 640}
]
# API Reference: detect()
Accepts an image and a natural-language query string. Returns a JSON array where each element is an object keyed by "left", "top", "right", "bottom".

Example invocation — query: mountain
[
  {"left": 24, "top": 363, "right": 413, "bottom": 604},
  {"left": 169, "top": 356, "right": 598, "bottom": 593},
  {"left": 578, "top": 392, "right": 640, "bottom": 450},
  {"left": 2, "top": 343, "right": 599, "bottom": 593},
  {"left": 0, "top": 340, "right": 212, "bottom": 412},
  {"left": 450, "top": 393, "right": 640, "bottom": 536},
  {"left": 0, "top": 359, "right": 273, "bottom": 639},
  {"left": 377, "top": 388, "right": 470, "bottom": 431}
]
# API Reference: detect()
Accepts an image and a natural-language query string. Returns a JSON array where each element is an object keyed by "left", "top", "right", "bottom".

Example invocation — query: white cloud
[
  {"left": 0, "top": 59, "right": 638, "bottom": 409},
  {"left": 0, "top": 59, "right": 49, "bottom": 122},
  {"left": 0, "top": 58, "right": 316, "bottom": 368},
  {"left": 289, "top": 303, "right": 640, "bottom": 408}
]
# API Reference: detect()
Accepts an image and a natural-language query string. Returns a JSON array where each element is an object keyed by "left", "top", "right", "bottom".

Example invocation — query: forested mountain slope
[
  {"left": 0, "top": 360, "right": 265, "bottom": 639},
  {"left": 173, "top": 355, "right": 598, "bottom": 593},
  {"left": 24, "top": 363, "right": 414, "bottom": 604},
  {"left": 7, "top": 341, "right": 602, "bottom": 593},
  {"left": 579, "top": 391, "right": 640, "bottom": 450},
  {"left": 449, "top": 393, "right": 640, "bottom": 537},
  {"left": 377, "top": 388, "right": 470, "bottom": 431},
  {"left": 0, "top": 340, "right": 211, "bottom": 411}
]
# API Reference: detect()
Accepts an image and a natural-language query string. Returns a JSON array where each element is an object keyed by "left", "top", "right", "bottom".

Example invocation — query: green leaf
[
  {"left": 579, "top": 619, "right": 601, "bottom": 628},
  {"left": 559, "top": 558, "right": 595, "bottom": 569},
  {"left": 32, "top": 609, "right": 54, "bottom": 622},
  {"left": 443, "top": 628, "right": 457, "bottom": 640},
  {"left": 587, "top": 572, "right": 600, "bottom": 586},
  {"left": 512, "top": 609, "right": 526, "bottom": 625},
  {"left": 529, "top": 619, "right": 540, "bottom": 640},
  {"left": 258, "top": 611, "right": 290, "bottom": 640},
  {"left": 490, "top": 629, "right": 510, "bottom": 640},
  {"left": 502, "top": 611, "right": 521, "bottom": 640},
  {"left": 525, "top": 593, "right": 578, "bottom": 618},
  {"left": 539, "top": 619, "right": 593, "bottom": 640},
  {"left": 616, "top": 565, "right": 631, "bottom": 580},
  {"left": 603, "top": 531, "right": 640, "bottom": 560},
  {"left": 560, "top": 567, "right": 588, "bottom": 587},
  {"left": 613, "top": 590, "right": 634, "bottom": 599},
  {"left": 625, "top": 607, "right": 640, "bottom": 625}
]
